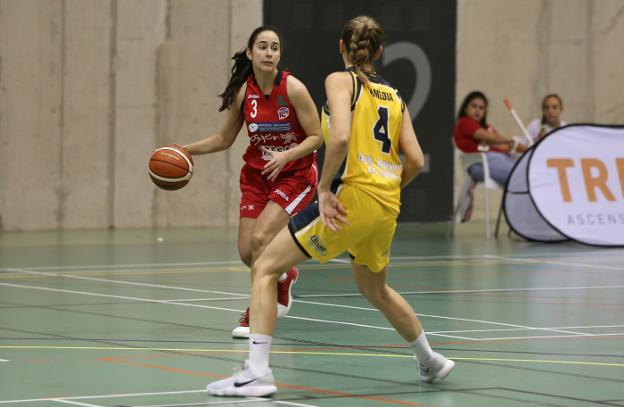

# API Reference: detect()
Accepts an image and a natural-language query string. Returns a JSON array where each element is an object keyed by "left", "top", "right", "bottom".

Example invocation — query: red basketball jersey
[{"left": 242, "top": 70, "right": 316, "bottom": 172}]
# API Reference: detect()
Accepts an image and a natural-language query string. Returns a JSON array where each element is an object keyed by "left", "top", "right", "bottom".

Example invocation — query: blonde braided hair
[{"left": 341, "top": 16, "right": 384, "bottom": 88}]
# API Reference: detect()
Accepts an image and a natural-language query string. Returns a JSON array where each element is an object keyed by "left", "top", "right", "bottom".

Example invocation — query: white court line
[
  {"left": 0, "top": 358, "right": 9, "bottom": 362},
  {"left": 134, "top": 401, "right": 264, "bottom": 407},
  {"left": 390, "top": 252, "right": 624, "bottom": 261},
  {"left": 2, "top": 260, "right": 245, "bottom": 271},
  {"left": 0, "top": 389, "right": 206, "bottom": 404},
  {"left": 166, "top": 297, "right": 249, "bottom": 302},
  {"left": 429, "top": 325, "right": 624, "bottom": 334},
  {"left": 3, "top": 250, "right": 621, "bottom": 273},
  {"left": 296, "top": 284, "right": 624, "bottom": 297},
  {"left": 294, "top": 299, "right": 588, "bottom": 336},
  {"left": 493, "top": 255, "right": 624, "bottom": 271},
  {"left": 0, "top": 281, "right": 590, "bottom": 339},
  {"left": 5, "top": 268, "right": 249, "bottom": 298},
  {"left": 0, "top": 281, "right": 468, "bottom": 340},
  {"left": 53, "top": 400, "right": 103, "bottom": 407},
  {"left": 274, "top": 401, "right": 320, "bottom": 407},
  {"left": 135, "top": 399, "right": 318, "bottom": 407},
  {"left": 328, "top": 258, "right": 350, "bottom": 264},
  {"left": 0, "top": 282, "right": 245, "bottom": 314}
]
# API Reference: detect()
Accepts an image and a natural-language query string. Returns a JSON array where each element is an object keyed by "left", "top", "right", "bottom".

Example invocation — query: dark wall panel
[{"left": 265, "top": 0, "right": 456, "bottom": 221}]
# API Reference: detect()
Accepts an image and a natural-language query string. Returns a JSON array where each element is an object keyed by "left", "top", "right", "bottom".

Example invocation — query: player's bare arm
[
  {"left": 317, "top": 71, "right": 352, "bottom": 231},
  {"left": 184, "top": 85, "right": 245, "bottom": 155}
]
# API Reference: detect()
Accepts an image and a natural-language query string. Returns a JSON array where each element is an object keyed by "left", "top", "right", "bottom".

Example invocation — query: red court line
[{"left": 97, "top": 355, "right": 435, "bottom": 406}]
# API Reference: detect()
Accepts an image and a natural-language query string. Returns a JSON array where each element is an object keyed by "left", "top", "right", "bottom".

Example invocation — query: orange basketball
[{"left": 148, "top": 145, "right": 194, "bottom": 190}]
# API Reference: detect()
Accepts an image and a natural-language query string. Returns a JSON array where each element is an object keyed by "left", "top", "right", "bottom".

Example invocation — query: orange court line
[{"left": 97, "top": 354, "right": 435, "bottom": 406}]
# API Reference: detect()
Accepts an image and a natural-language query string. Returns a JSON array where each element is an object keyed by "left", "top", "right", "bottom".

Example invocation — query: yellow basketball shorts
[{"left": 287, "top": 185, "right": 397, "bottom": 272}]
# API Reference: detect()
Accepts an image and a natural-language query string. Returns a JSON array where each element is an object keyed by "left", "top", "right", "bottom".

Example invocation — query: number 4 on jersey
[{"left": 373, "top": 106, "right": 391, "bottom": 153}]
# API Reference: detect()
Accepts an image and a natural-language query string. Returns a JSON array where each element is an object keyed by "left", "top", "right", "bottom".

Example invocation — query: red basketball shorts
[{"left": 239, "top": 163, "right": 318, "bottom": 219}]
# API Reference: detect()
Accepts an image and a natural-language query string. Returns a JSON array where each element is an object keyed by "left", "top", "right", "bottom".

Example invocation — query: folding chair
[{"left": 449, "top": 149, "right": 504, "bottom": 238}]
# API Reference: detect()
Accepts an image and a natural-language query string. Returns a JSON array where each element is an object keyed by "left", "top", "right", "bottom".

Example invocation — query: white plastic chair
[{"left": 449, "top": 149, "right": 504, "bottom": 238}]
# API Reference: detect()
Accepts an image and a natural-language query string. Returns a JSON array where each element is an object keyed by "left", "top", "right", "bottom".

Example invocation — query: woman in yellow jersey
[{"left": 207, "top": 16, "right": 455, "bottom": 397}]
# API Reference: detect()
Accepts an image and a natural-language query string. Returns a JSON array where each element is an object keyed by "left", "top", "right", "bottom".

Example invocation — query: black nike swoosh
[
  {"left": 234, "top": 378, "right": 257, "bottom": 387},
  {"left": 252, "top": 341, "right": 267, "bottom": 344}
]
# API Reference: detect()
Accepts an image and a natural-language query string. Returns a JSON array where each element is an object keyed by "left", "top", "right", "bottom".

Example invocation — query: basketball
[{"left": 148, "top": 145, "right": 194, "bottom": 190}]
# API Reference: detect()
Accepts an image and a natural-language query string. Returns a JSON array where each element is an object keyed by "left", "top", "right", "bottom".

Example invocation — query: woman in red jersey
[{"left": 182, "top": 26, "right": 322, "bottom": 339}]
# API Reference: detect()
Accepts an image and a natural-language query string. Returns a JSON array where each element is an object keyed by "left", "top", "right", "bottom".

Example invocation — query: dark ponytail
[
  {"left": 218, "top": 26, "right": 283, "bottom": 111},
  {"left": 218, "top": 51, "right": 252, "bottom": 111}
]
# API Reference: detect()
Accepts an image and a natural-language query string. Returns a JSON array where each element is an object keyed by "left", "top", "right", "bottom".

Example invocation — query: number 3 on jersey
[
  {"left": 373, "top": 106, "right": 391, "bottom": 153},
  {"left": 250, "top": 99, "right": 258, "bottom": 118}
]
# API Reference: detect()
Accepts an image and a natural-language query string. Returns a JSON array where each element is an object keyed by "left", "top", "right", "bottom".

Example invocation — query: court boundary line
[
  {"left": 0, "top": 281, "right": 609, "bottom": 340},
  {"left": 0, "top": 389, "right": 207, "bottom": 405}
]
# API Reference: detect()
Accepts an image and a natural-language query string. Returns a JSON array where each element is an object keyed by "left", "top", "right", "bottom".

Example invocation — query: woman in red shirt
[
  {"left": 182, "top": 26, "right": 322, "bottom": 339},
  {"left": 453, "top": 91, "right": 526, "bottom": 186}
]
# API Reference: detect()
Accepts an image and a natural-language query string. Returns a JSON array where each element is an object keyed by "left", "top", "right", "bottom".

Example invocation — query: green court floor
[{"left": 0, "top": 224, "right": 623, "bottom": 406}]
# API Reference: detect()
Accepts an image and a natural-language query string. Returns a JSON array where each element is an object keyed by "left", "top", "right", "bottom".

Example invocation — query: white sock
[
  {"left": 248, "top": 333, "right": 272, "bottom": 375},
  {"left": 409, "top": 332, "right": 435, "bottom": 364}
]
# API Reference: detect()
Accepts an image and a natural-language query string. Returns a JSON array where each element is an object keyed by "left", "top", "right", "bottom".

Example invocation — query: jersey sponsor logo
[
  {"left": 308, "top": 234, "right": 327, "bottom": 256},
  {"left": 277, "top": 106, "right": 289, "bottom": 120},
  {"left": 247, "top": 94, "right": 260, "bottom": 99},
  {"left": 252, "top": 122, "right": 292, "bottom": 132},
  {"left": 274, "top": 188, "right": 289, "bottom": 201},
  {"left": 248, "top": 123, "right": 259, "bottom": 132},
  {"left": 250, "top": 132, "right": 297, "bottom": 145},
  {"left": 260, "top": 143, "right": 300, "bottom": 160}
]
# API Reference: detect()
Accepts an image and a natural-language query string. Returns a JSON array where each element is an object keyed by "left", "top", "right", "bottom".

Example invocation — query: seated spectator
[
  {"left": 453, "top": 91, "right": 526, "bottom": 186},
  {"left": 525, "top": 94, "right": 566, "bottom": 142},
  {"left": 453, "top": 91, "right": 527, "bottom": 221}
]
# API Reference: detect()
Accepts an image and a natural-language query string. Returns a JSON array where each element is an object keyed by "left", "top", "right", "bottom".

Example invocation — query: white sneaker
[
  {"left": 417, "top": 352, "right": 455, "bottom": 383},
  {"left": 207, "top": 360, "right": 277, "bottom": 397}
]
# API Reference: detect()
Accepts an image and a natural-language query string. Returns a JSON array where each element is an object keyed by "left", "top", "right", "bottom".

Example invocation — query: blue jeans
[{"left": 467, "top": 152, "right": 516, "bottom": 187}]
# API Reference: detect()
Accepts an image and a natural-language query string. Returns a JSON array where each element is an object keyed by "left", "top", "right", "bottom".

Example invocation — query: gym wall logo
[
  {"left": 277, "top": 106, "right": 289, "bottom": 120},
  {"left": 527, "top": 124, "right": 624, "bottom": 246},
  {"left": 545, "top": 158, "right": 624, "bottom": 204},
  {"left": 308, "top": 234, "right": 327, "bottom": 256}
]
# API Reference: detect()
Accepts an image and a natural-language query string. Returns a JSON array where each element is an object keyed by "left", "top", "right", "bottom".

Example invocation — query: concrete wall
[
  {"left": 455, "top": 0, "right": 624, "bottom": 223},
  {"left": 0, "top": 0, "right": 261, "bottom": 230},
  {"left": 0, "top": 0, "right": 622, "bottom": 230}
]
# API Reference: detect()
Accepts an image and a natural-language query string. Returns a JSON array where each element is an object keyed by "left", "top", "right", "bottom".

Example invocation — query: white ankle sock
[
  {"left": 249, "top": 333, "right": 272, "bottom": 375},
  {"left": 409, "top": 332, "right": 435, "bottom": 364}
]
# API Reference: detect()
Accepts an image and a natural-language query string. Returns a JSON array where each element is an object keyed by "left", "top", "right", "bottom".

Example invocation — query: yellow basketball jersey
[{"left": 321, "top": 69, "right": 405, "bottom": 214}]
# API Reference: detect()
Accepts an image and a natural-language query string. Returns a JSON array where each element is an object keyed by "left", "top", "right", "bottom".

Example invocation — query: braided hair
[
  {"left": 341, "top": 16, "right": 384, "bottom": 87},
  {"left": 218, "top": 26, "right": 283, "bottom": 111}
]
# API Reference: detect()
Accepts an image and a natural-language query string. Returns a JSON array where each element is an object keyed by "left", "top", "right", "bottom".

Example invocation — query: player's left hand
[
  {"left": 318, "top": 191, "right": 349, "bottom": 231},
  {"left": 260, "top": 147, "right": 289, "bottom": 181}
]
